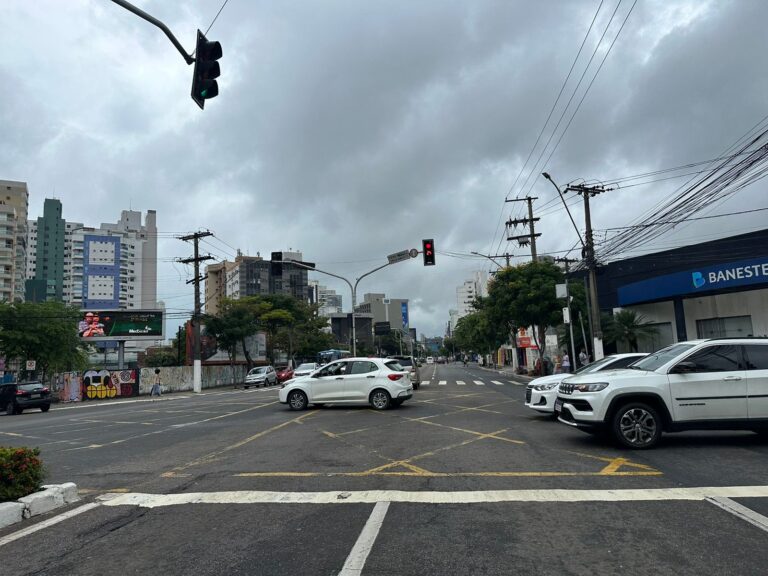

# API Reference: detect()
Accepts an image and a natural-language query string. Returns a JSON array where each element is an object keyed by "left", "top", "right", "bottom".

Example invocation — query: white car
[
  {"left": 426, "top": 357, "right": 435, "bottom": 364},
  {"left": 556, "top": 338, "right": 768, "bottom": 448},
  {"left": 279, "top": 357, "right": 413, "bottom": 410},
  {"left": 293, "top": 362, "right": 320, "bottom": 378},
  {"left": 245, "top": 365, "right": 277, "bottom": 388},
  {"left": 525, "top": 353, "right": 647, "bottom": 415}
]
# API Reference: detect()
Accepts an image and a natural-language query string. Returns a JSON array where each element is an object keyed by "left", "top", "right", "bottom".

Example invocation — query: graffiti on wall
[{"left": 81, "top": 369, "right": 139, "bottom": 400}]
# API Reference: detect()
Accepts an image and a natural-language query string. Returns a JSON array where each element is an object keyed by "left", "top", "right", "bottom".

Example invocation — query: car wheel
[
  {"left": 41, "top": 404, "right": 50, "bottom": 413},
  {"left": 611, "top": 402, "right": 661, "bottom": 449},
  {"left": 5, "top": 401, "right": 15, "bottom": 416},
  {"left": 244, "top": 385, "right": 250, "bottom": 389},
  {"left": 288, "top": 390, "right": 308, "bottom": 411},
  {"left": 370, "top": 389, "right": 391, "bottom": 411}
]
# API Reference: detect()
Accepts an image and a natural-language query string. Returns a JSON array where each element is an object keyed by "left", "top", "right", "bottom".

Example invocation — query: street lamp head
[{"left": 542, "top": 172, "right": 551, "bottom": 180}]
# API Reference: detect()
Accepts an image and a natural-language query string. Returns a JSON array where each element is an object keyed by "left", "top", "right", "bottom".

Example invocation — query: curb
[{"left": 0, "top": 483, "right": 80, "bottom": 530}]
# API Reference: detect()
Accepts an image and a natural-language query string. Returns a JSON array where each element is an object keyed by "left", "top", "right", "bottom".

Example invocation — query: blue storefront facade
[{"left": 596, "top": 229, "right": 768, "bottom": 351}]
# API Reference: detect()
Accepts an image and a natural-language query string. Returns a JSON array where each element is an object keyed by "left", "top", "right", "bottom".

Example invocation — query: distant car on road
[
  {"left": 525, "top": 353, "right": 647, "bottom": 415},
  {"left": 387, "top": 355, "right": 421, "bottom": 389},
  {"left": 279, "top": 357, "right": 413, "bottom": 411},
  {"left": 293, "top": 363, "right": 320, "bottom": 378},
  {"left": 244, "top": 366, "right": 277, "bottom": 388},
  {"left": 426, "top": 357, "right": 435, "bottom": 364},
  {"left": 1, "top": 381, "right": 52, "bottom": 415},
  {"left": 276, "top": 366, "right": 294, "bottom": 383}
]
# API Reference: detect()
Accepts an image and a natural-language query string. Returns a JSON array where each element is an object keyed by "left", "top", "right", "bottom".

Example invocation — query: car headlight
[
  {"left": 572, "top": 382, "right": 609, "bottom": 392},
  {"left": 534, "top": 382, "right": 560, "bottom": 391}
]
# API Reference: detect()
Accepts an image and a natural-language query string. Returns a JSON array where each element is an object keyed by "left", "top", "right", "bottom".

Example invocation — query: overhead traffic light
[
  {"left": 191, "top": 29, "right": 222, "bottom": 109},
  {"left": 422, "top": 239, "right": 436, "bottom": 266}
]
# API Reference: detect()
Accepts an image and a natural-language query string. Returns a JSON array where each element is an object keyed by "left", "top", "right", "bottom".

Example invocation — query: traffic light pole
[{"left": 110, "top": 0, "right": 194, "bottom": 64}]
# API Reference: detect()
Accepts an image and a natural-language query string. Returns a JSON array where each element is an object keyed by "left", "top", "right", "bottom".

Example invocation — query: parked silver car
[
  {"left": 386, "top": 355, "right": 421, "bottom": 389},
  {"left": 244, "top": 366, "right": 277, "bottom": 388}
]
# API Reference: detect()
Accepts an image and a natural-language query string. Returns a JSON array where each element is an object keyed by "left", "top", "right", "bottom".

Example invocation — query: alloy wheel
[{"left": 618, "top": 407, "right": 657, "bottom": 447}]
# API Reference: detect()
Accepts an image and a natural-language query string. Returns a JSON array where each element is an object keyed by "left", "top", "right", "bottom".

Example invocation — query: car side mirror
[{"left": 671, "top": 361, "right": 696, "bottom": 374}]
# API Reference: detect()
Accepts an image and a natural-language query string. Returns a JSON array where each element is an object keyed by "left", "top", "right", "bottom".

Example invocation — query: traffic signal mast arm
[{"left": 110, "top": 0, "right": 194, "bottom": 64}]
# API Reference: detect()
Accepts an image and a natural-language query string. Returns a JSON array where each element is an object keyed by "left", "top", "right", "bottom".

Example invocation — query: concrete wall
[{"left": 139, "top": 365, "right": 249, "bottom": 394}]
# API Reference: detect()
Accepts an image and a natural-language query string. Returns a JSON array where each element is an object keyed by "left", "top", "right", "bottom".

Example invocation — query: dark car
[
  {"left": 276, "top": 366, "right": 295, "bottom": 383},
  {"left": 1, "top": 381, "right": 52, "bottom": 415},
  {"left": 386, "top": 355, "right": 421, "bottom": 389}
]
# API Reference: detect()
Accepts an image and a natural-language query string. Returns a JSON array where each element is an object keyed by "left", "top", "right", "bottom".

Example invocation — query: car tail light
[
  {"left": 388, "top": 374, "right": 404, "bottom": 381},
  {"left": 16, "top": 389, "right": 24, "bottom": 395},
  {"left": 42, "top": 387, "right": 49, "bottom": 393}
]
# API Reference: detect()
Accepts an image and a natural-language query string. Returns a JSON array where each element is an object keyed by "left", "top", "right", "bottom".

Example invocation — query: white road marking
[
  {"left": 491, "top": 381, "right": 504, "bottom": 386},
  {"left": 707, "top": 497, "right": 768, "bottom": 533},
  {"left": 438, "top": 381, "right": 447, "bottom": 386},
  {"left": 456, "top": 381, "right": 466, "bottom": 386},
  {"left": 511, "top": 381, "right": 526, "bottom": 386},
  {"left": 99, "top": 486, "right": 768, "bottom": 507},
  {"left": 338, "top": 501, "right": 390, "bottom": 576},
  {"left": 0, "top": 502, "right": 101, "bottom": 548},
  {"left": 421, "top": 381, "right": 431, "bottom": 386},
  {"left": 473, "top": 380, "right": 485, "bottom": 386}
]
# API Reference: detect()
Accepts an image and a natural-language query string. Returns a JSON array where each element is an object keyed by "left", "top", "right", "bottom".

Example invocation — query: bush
[{"left": 0, "top": 447, "right": 46, "bottom": 502}]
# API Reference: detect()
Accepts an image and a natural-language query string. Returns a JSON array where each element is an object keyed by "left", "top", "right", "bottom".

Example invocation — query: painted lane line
[
  {"left": 338, "top": 501, "right": 390, "bottom": 576},
  {"left": 421, "top": 381, "right": 431, "bottom": 386},
  {"left": 99, "top": 486, "right": 768, "bottom": 507},
  {"left": 473, "top": 380, "right": 485, "bottom": 386},
  {"left": 707, "top": 497, "right": 768, "bottom": 533},
  {"left": 456, "top": 380, "right": 466, "bottom": 386},
  {"left": 491, "top": 381, "right": 504, "bottom": 386},
  {"left": 438, "top": 381, "right": 447, "bottom": 386},
  {"left": 0, "top": 502, "right": 101, "bottom": 548}
]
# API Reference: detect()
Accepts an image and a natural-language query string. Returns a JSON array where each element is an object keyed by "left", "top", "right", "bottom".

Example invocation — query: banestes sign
[{"left": 618, "top": 257, "right": 768, "bottom": 305}]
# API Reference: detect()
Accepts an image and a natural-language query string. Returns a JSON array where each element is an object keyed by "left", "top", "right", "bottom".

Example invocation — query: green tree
[
  {"left": 486, "top": 261, "right": 566, "bottom": 354},
  {"left": 452, "top": 300, "right": 506, "bottom": 360},
  {"left": 0, "top": 301, "right": 89, "bottom": 381},
  {"left": 604, "top": 309, "right": 659, "bottom": 352}
]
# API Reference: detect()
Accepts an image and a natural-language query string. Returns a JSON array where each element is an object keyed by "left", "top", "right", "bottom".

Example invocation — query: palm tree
[{"left": 605, "top": 310, "right": 658, "bottom": 352}]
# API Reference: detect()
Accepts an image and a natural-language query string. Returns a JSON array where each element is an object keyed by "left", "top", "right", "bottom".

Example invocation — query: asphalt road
[{"left": 1, "top": 362, "right": 767, "bottom": 575}]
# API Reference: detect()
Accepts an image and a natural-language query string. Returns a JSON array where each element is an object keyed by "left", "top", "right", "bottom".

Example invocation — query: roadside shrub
[{"left": 0, "top": 447, "right": 46, "bottom": 502}]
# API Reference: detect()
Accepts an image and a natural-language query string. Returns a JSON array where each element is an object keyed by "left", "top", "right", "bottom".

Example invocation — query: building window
[{"left": 696, "top": 316, "right": 754, "bottom": 339}]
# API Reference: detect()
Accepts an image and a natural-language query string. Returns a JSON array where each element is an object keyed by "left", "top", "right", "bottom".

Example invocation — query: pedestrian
[
  {"left": 579, "top": 349, "right": 588, "bottom": 367},
  {"left": 150, "top": 368, "right": 162, "bottom": 398},
  {"left": 562, "top": 351, "right": 571, "bottom": 373}
]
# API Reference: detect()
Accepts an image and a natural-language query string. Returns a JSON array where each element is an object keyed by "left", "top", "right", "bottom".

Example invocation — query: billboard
[{"left": 78, "top": 310, "right": 164, "bottom": 341}]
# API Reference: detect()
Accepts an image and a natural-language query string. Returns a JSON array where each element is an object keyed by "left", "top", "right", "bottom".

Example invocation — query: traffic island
[{"left": 0, "top": 483, "right": 81, "bottom": 529}]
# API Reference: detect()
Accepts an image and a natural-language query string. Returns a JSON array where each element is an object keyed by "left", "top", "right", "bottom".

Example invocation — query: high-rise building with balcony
[{"left": 0, "top": 180, "right": 29, "bottom": 302}]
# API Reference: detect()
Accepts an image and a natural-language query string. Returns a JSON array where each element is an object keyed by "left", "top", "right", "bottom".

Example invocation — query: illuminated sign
[{"left": 78, "top": 310, "right": 164, "bottom": 341}]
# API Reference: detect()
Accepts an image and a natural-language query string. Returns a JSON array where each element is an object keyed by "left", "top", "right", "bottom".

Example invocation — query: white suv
[
  {"left": 278, "top": 357, "right": 413, "bottom": 410},
  {"left": 556, "top": 339, "right": 768, "bottom": 449}
]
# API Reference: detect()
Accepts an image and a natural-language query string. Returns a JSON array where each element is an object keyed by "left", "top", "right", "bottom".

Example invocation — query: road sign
[
  {"left": 374, "top": 322, "right": 391, "bottom": 335},
  {"left": 26, "top": 360, "right": 36, "bottom": 371},
  {"left": 387, "top": 249, "right": 411, "bottom": 264}
]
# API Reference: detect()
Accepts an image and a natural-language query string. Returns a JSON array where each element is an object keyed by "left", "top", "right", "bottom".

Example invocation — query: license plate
[
  {"left": 30, "top": 394, "right": 40, "bottom": 399},
  {"left": 554, "top": 398, "right": 563, "bottom": 413}
]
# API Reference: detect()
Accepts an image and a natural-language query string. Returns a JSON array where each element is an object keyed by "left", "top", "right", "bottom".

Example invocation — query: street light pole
[{"left": 280, "top": 258, "right": 405, "bottom": 357}]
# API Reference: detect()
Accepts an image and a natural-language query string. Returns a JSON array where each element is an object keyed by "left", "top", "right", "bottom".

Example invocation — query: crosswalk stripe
[
  {"left": 456, "top": 380, "right": 466, "bottom": 386},
  {"left": 473, "top": 380, "right": 485, "bottom": 386},
  {"left": 491, "top": 381, "right": 504, "bottom": 386},
  {"left": 511, "top": 381, "right": 526, "bottom": 386},
  {"left": 421, "top": 381, "right": 430, "bottom": 386},
  {"left": 438, "top": 381, "right": 447, "bottom": 386}
]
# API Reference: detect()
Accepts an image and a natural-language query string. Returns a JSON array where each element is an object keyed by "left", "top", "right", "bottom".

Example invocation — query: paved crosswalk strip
[
  {"left": 421, "top": 381, "right": 430, "bottom": 386},
  {"left": 473, "top": 380, "right": 485, "bottom": 386},
  {"left": 438, "top": 381, "right": 447, "bottom": 386},
  {"left": 456, "top": 380, "right": 466, "bottom": 386},
  {"left": 491, "top": 381, "right": 504, "bottom": 386}
]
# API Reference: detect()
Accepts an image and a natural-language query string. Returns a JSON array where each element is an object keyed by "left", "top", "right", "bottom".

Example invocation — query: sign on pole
[
  {"left": 387, "top": 249, "right": 411, "bottom": 264},
  {"left": 555, "top": 283, "right": 568, "bottom": 299},
  {"left": 26, "top": 360, "right": 36, "bottom": 371},
  {"left": 563, "top": 307, "right": 571, "bottom": 324}
]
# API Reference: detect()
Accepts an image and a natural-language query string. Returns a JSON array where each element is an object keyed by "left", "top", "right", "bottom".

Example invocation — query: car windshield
[
  {"left": 394, "top": 358, "right": 413, "bottom": 367},
  {"left": 573, "top": 356, "right": 615, "bottom": 374},
  {"left": 385, "top": 361, "right": 404, "bottom": 371},
  {"left": 296, "top": 364, "right": 315, "bottom": 371},
  {"left": 249, "top": 367, "right": 267, "bottom": 375},
  {"left": 630, "top": 343, "right": 696, "bottom": 372},
  {"left": 19, "top": 383, "right": 43, "bottom": 391}
]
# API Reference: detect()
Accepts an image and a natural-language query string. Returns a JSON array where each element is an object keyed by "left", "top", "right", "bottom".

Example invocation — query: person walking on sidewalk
[
  {"left": 562, "top": 351, "right": 571, "bottom": 373},
  {"left": 150, "top": 368, "right": 162, "bottom": 398}
]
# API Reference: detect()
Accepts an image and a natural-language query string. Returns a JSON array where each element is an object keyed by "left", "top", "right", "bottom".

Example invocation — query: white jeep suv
[{"left": 556, "top": 339, "right": 768, "bottom": 449}]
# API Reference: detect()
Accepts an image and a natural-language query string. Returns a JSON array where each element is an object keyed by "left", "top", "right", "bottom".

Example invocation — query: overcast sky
[{"left": 2, "top": 0, "right": 767, "bottom": 338}]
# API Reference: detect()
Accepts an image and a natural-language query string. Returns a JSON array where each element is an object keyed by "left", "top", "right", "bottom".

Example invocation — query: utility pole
[
  {"left": 506, "top": 197, "right": 540, "bottom": 262},
  {"left": 565, "top": 184, "right": 609, "bottom": 360},
  {"left": 555, "top": 257, "right": 579, "bottom": 368},
  {"left": 178, "top": 231, "right": 214, "bottom": 393}
]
